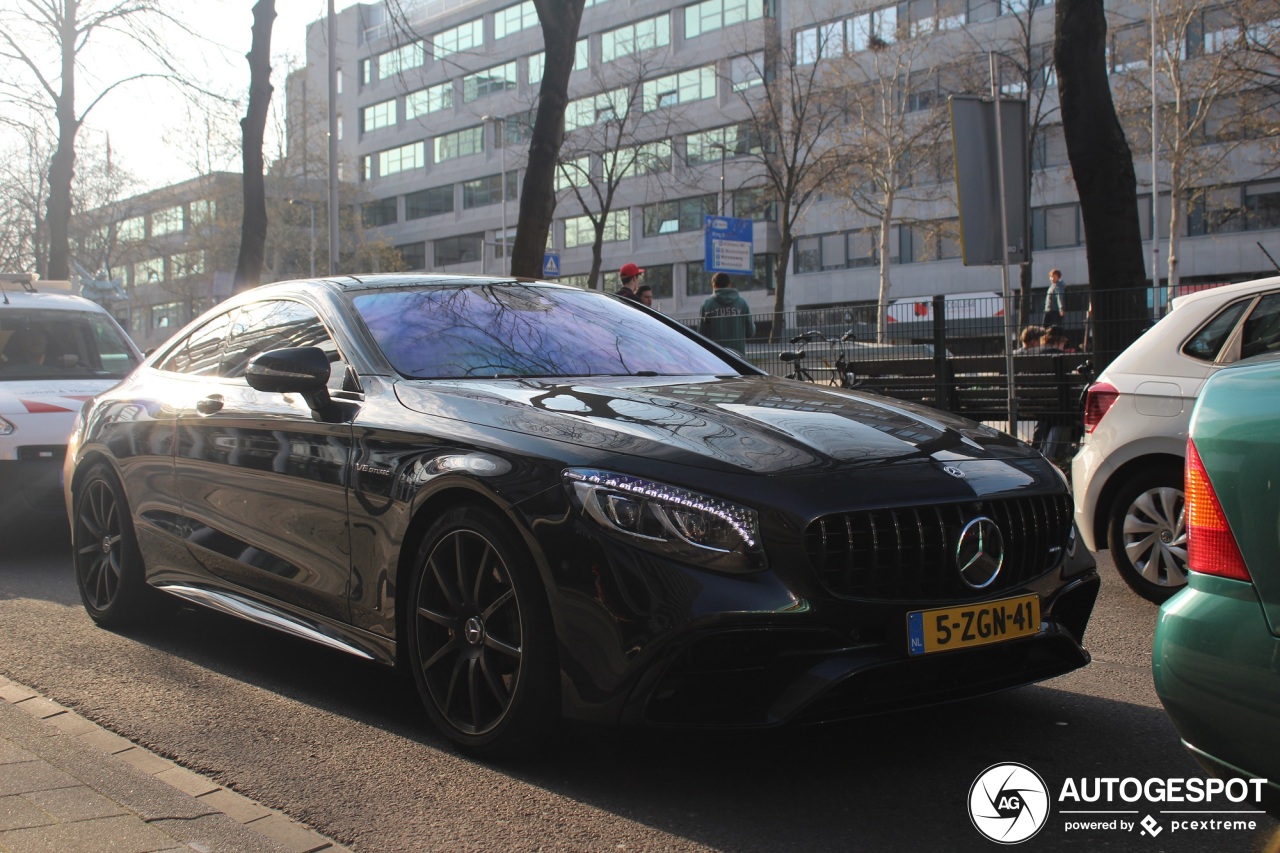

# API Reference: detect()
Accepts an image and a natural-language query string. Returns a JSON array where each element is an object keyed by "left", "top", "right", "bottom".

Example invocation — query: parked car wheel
[
  {"left": 407, "top": 504, "right": 558, "bottom": 757},
  {"left": 1107, "top": 464, "right": 1188, "bottom": 603},
  {"left": 73, "top": 464, "right": 151, "bottom": 628}
]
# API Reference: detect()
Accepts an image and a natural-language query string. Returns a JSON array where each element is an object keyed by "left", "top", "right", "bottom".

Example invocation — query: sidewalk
[{"left": 0, "top": 675, "right": 350, "bottom": 853}]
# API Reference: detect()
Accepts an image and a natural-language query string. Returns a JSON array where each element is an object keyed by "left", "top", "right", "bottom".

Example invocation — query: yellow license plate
[{"left": 907, "top": 594, "right": 1041, "bottom": 656}]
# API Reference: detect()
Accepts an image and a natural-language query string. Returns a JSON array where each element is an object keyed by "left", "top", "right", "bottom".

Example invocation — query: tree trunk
[
  {"left": 45, "top": 0, "right": 80, "bottom": 282},
  {"left": 233, "top": 0, "right": 276, "bottom": 293},
  {"left": 512, "top": 0, "right": 585, "bottom": 279},
  {"left": 876, "top": 202, "right": 893, "bottom": 343},
  {"left": 1055, "top": 0, "right": 1150, "bottom": 372}
]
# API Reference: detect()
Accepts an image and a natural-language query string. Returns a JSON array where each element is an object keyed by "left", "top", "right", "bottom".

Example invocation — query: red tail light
[
  {"left": 1083, "top": 382, "right": 1119, "bottom": 434},
  {"left": 1185, "top": 438, "right": 1250, "bottom": 582}
]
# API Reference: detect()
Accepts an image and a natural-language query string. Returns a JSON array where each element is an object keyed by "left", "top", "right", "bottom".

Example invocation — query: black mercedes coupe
[{"left": 65, "top": 275, "right": 1098, "bottom": 756}]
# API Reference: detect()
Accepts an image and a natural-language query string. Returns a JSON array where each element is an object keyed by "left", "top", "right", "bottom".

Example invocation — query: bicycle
[{"left": 780, "top": 329, "right": 861, "bottom": 388}]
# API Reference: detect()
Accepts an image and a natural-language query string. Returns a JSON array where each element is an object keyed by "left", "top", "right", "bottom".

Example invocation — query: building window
[
  {"left": 1109, "top": 23, "right": 1148, "bottom": 73},
  {"left": 1246, "top": 181, "right": 1280, "bottom": 231},
  {"left": 528, "top": 52, "right": 545, "bottom": 84},
  {"left": 795, "top": 21, "right": 843, "bottom": 64},
  {"left": 847, "top": 229, "right": 878, "bottom": 267},
  {"left": 377, "top": 141, "right": 426, "bottom": 177},
  {"left": 463, "top": 62, "right": 518, "bottom": 102},
  {"left": 1032, "top": 203, "right": 1083, "bottom": 249},
  {"left": 170, "top": 251, "right": 204, "bottom": 277},
  {"left": 378, "top": 42, "right": 424, "bottom": 78},
  {"left": 359, "top": 58, "right": 372, "bottom": 85},
  {"left": 566, "top": 89, "right": 629, "bottom": 131},
  {"left": 406, "top": 185, "right": 455, "bottom": 219},
  {"left": 685, "top": 0, "right": 765, "bottom": 39},
  {"left": 686, "top": 123, "right": 767, "bottom": 166},
  {"left": 362, "top": 197, "right": 398, "bottom": 227},
  {"left": 361, "top": 154, "right": 373, "bottom": 181},
  {"left": 564, "top": 211, "right": 629, "bottom": 248},
  {"left": 643, "top": 66, "right": 716, "bottom": 111},
  {"left": 529, "top": 40, "right": 587, "bottom": 84},
  {"left": 495, "top": 0, "right": 537, "bottom": 38},
  {"left": 434, "top": 126, "right": 484, "bottom": 163},
  {"left": 732, "top": 187, "right": 776, "bottom": 221},
  {"left": 151, "top": 205, "right": 184, "bottom": 236},
  {"left": 434, "top": 233, "right": 484, "bottom": 266},
  {"left": 845, "top": 5, "right": 898, "bottom": 51},
  {"left": 601, "top": 14, "right": 670, "bottom": 62},
  {"left": 116, "top": 215, "right": 145, "bottom": 242},
  {"left": 361, "top": 98, "right": 396, "bottom": 132},
  {"left": 463, "top": 174, "right": 505, "bottom": 208},
  {"left": 643, "top": 195, "right": 717, "bottom": 236},
  {"left": 730, "top": 53, "right": 764, "bottom": 91},
  {"left": 405, "top": 82, "right": 452, "bottom": 119},
  {"left": 794, "top": 236, "right": 821, "bottom": 273},
  {"left": 397, "top": 242, "right": 426, "bottom": 270},
  {"left": 621, "top": 140, "right": 672, "bottom": 178},
  {"left": 1190, "top": 186, "right": 1246, "bottom": 235},
  {"left": 434, "top": 18, "right": 483, "bottom": 57},
  {"left": 557, "top": 156, "right": 591, "bottom": 190}
]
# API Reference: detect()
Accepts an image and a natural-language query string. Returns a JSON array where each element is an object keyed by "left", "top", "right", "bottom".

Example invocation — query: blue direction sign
[
  {"left": 542, "top": 252, "right": 561, "bottom": 278},
  {"left": 704, "top": 216, "right": 754, "bottom": 274}
]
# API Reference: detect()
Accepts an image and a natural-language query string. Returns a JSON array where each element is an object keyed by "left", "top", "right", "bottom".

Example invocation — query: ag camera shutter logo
[{"left": 969, "top": 763, "right": 1051, "bottom": 844}]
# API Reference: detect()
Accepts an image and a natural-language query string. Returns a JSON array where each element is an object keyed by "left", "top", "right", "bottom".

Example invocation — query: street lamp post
[
  {"left": 483, "top": 115, "right": 509, "bottom": 275},
  {"left": 290, "top": 199, "right": 317, "bottom": 278}
]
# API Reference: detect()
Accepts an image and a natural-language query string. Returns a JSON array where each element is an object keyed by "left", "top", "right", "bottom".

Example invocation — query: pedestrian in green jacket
[{"left": 698, "top": 272, "right": 755, "bottom": 356}]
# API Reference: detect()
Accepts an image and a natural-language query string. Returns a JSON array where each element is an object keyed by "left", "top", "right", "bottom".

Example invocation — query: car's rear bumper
[{"left": 1154, "top": 572, "right": 1280, "bottom": 815}]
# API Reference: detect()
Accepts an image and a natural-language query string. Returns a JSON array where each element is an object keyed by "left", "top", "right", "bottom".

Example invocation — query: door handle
[{"left": 196, "top": 396, "right": 224, "bottom": 415}]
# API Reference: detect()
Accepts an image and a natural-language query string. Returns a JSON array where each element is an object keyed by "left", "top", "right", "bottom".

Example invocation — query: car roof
[
  {"left": 0, "top": 287, "right": 119, "bottom": 314},
  {"left": 292, "top": 273, "right": 570, "bottom": 295},
  {"left": 1171, "top": 275, "right": 1280, "bottom": 312}
]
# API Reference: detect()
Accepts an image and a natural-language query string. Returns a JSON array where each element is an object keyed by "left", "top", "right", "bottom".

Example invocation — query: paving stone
[
  {"left": 114, "top": 746, "right": 176, "bottom": 776},
  {"left": 0, "top": 794, "right": 54, "bottom": 832},
  {"left": 0, "top": 760, "right": 78, "bottom": 797},
  {"left": 197, "top": 788, "right": 272, "bottom": 824},
  {"left": 0, "top": 812, "right": 178, "bottom": 853},
  {"left": 13, "top": 697, "right": 68, "bottom": 721},
  {"left": 152, "top": 765, "right": 220, "bottom": 798},
  {"left": 245, "top": 812, "right": 335, "bottom": 853},
  {"left": 22, "top": 784, "right": 127, "bottom": 822},
  {"left": 75, "top": 727, "right": 135, "bottom": 755}
]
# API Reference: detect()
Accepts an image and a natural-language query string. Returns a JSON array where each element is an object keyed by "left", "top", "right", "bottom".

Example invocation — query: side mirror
[
  {"left": 245, "top": 346, "right": 331, "bottom": 394},
  {"left": 246, "top": 346, "right": 344, "bottom": 421}
]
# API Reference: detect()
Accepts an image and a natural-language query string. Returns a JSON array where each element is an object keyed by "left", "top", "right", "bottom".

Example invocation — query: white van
[{"left": 0, "top": 277, "right": 141, "bottom": 526}]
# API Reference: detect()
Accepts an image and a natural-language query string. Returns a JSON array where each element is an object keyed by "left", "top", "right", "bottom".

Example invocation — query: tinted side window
[
  {"left": 156, "top": 313, "right": 233, "bottom": 375},
  {"left": 220, "top": 300, "right": 335, "bottom": 380},
  {"left": 1239, "top": 293, "right": 1280, "bottom": 361},
  {"left": 1182, "top": 300, "right": 1249, "bottom": 362}
]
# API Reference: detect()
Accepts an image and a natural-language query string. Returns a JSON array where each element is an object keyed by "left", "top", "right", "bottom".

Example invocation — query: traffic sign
[
  {"left": 542, "top": 252, "right": 560, "bottom": 278},
  {"left": 704, "top": 216, "right": 754, "bottom": 274}
]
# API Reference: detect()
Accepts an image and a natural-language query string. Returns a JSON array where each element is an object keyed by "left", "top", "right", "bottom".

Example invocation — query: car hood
[
  {"left": 0, "top": 379, "right": 110, "bottom": 416},
  {"left": 393, "top": 375, "right": 1041, "bottom": 476}
]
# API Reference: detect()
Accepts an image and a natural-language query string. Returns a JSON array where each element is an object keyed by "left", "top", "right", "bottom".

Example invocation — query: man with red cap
[{"left": 616, "top": 262, "right": 644, "bottom": 300}]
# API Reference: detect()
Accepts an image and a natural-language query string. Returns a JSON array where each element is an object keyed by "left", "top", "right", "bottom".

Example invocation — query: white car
[
  {"left": 1, "top": 279, "right": 141, "bottom": 527},
  {"left": 1072, "top": 275, "right": 1280, "bottom": 602}
]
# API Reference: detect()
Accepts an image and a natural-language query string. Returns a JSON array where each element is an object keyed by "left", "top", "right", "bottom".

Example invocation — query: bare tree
[
  {"left": 0, "top": 0, "right": 205, "bottom": 280},
  {"left": 510, "top": 0, "right": 587, "bottom": 278},
  {"left": 729, "top": 23, "right": 851, "bottom": 320},
  {"left": 829, "top": 28, "right": 957, "bottom": 341},
  {"left": 1110, "top": 0, "right": 1255, "bottom": 292},
  {"left": 1054, "top": 0, "right": 1149, "bottom": 370},
  {"left": 233, "top": 0, "right": 276, "bottom": 292}
]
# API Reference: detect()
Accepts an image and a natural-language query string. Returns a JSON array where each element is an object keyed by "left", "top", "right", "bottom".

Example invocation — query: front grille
[
  {"left": 805, "top": 494, "right": 1073, "bottom": 600},
  {"left": 16, "top": 445, "right": 67, "bottom": 463}
]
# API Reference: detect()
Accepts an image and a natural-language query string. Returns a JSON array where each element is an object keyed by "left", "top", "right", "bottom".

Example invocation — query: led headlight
[
  {"left": 564, "top": 468, "right": 765, "bottom": 573},
  {"left": 0, "top": 416, "right": 14, "bottom": 436}
]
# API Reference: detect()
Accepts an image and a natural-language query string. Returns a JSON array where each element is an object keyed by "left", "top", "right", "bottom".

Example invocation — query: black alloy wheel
[
  {"left": 73, "top": 464, "right": 150, "bottom": 627},
  {"left": 1107, "top": 463, "right": 1188, "bottom": 604},
  {"left": 407, "top": 505, "right": 557, "bottom": 756}
]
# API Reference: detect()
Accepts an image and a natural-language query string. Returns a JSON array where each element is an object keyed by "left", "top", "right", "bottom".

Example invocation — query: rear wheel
[
  {"left": 73, "top": 464, "right": 151, "bottom": 628},
  {"left": 1106, "top": 464, "right": 1187, "bottom": 603},
  {"left": 406, "top": 505, "right": 558, "bottom": 757}
]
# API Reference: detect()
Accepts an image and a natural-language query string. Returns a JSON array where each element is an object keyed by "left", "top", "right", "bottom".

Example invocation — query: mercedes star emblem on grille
[
  {"left": 943, "top": 465, "right": 966, "bottom": 478},
  {"left": 956, "top": 517, "right": 1004, "bottom": 589}
]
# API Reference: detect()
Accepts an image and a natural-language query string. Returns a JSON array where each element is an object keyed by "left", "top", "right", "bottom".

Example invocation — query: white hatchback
[
  {"left": 1072, "top": 275, "right": 1280, "bottom": 602},
  {"left": 1, "top": 280, "right": 141, "bottom": 526}
]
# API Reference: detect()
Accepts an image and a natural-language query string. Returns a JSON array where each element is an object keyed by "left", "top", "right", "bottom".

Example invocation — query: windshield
[
  {"left": 0, "top": 308, "right": 139, "bottom": 381},
  {"left": 352, "top": 284, "right": 741, "bottom": 379}
]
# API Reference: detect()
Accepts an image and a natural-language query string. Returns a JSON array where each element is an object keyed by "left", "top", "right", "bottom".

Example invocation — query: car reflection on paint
[{"left": 64, "top": 274, "right": 1098, "bottom": 756}]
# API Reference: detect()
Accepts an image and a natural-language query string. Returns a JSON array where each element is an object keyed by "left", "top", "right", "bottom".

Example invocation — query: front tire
[
  {"left": 406, "top": 505, "right": 558, "bottom": 757},
  {"left": 73, "top": 464, "right": 151, "bottom": 628},
  {"left": 1107, "top": 464, "right": 1187, "bottom": 603}
]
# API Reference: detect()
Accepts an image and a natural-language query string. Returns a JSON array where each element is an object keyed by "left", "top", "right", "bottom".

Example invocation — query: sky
[{"left": 76, "top": 0, "right": 329, "bottom": 192}]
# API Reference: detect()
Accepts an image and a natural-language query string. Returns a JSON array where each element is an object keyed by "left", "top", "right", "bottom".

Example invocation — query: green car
[{"left": 1153, "top": 352, "right": 1280, "bottom": 816}]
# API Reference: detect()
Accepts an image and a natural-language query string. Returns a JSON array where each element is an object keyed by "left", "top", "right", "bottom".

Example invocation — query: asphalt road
[{"left": 2, "top": 518, "right": 1277, "bottom": 852}]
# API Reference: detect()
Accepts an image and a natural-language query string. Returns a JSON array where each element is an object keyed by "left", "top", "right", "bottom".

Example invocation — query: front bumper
[
  {"left": 631, "top": 570, "right": 1098, "bottom": 728},
  {"left": 0, "top": 449, "right": 68, "bottom": 517},
  {"left": 1154, "top": 572, "right": 1280, "bottom": 815}
]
